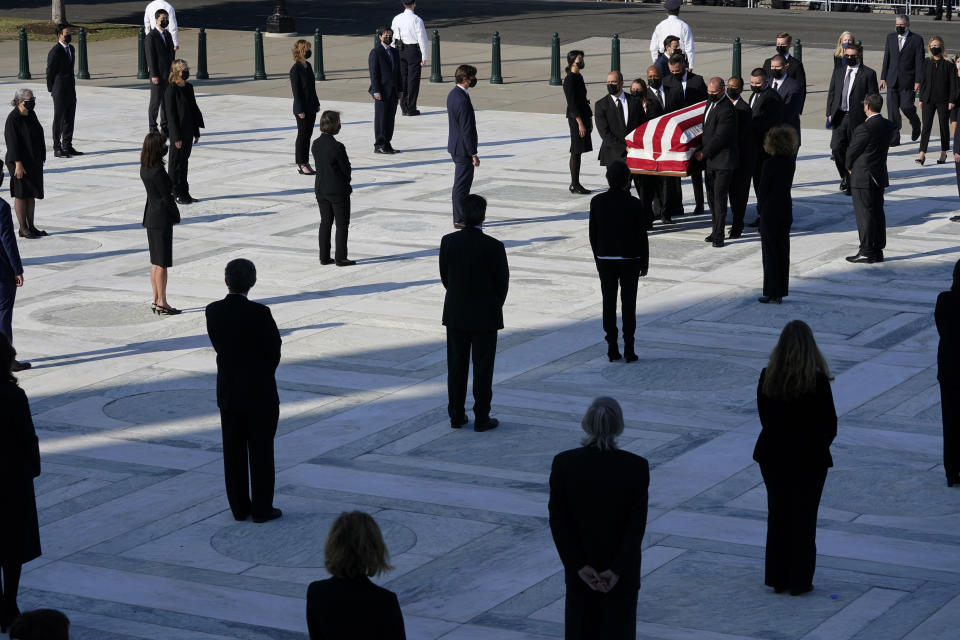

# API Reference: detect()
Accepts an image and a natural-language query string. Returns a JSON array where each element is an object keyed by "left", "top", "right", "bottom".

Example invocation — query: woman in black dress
[
  {"left": 754, "top": 320, "right": 837, "bottom": 596},
  {"left": 918, "top": 37, "right": 957, "bottom": 165},
  {"left": 3, "top": 89, "right": 46, "bottom": 239},
  {"left": 140, "top": 132, "right": 181, "bottom": 315},
  {"left": 312, "top": 111, "right": 354, "bottom": 266},
  {"left": 0, "top": 333, "right": 41, "bottom": 633},
  {"left": 164, "top": 59, "right": 204, "bottom": 205},
  {"left": 290, "top": 39, "right": 320, "bottom": 176},
  {"left": 757, "top": 125, "right": 798, "bottom": 304},
  {"left": 935, "top": 260, "right": 960, "bottom": 487},
  {"left": 563, "top": 50, "right": 592, "bottom": 195}
]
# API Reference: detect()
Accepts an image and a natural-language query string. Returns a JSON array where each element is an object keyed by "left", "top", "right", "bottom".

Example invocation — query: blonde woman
[
  {"left": 833, "top": 31, "right": 855, "bottom": 70},
  {"left": 918, "top": 36, "right": 957, "bottom": 165},
  {"left": 290, "top": 39, "right": 320, "bottom": 175},
  {"left": 163, "top": 59, "right": 204, "bottom": 204},
  {"left": 754, "top": 320, "right": 837, "bottom": 596}
]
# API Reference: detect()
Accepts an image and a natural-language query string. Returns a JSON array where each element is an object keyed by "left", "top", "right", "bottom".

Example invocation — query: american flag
[{"left": 625, "top": 100, "right": 706, "bottom": 176}]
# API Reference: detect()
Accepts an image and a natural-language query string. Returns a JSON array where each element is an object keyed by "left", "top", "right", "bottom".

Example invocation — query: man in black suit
[
  {"left": 447, "top": 64, "right": 479, "bottom": 227},
  {"left": 440, "top": 195, "right": 508, "bottom": 432},
  {"left": 654, "top": 35, "right": 681, "bottom": 79},
  {"left": 205, "top": 259, "right": 283, "bottom": 523},
  {"left": 880, "top": 14, "right": 924, "bottom": 145},
  {"left": 698, "top": 77, "right": 738, "bottom": 248},
  {"left": 646, "top": 66, "right": 682, "bottom": 224},
  {"left": 935, "top": 0, "right": 953, "bottom": 21},
  {"left": 762, "top": 32, "right": 806, "bottom": 115},
  {"left": 748, "top": 68, "right": 783, "bottom": 220},
  {"left": 768, "top": 55, "right": 802, "bottom": 145},
  {"left": 368, "top": 26, "right": 403, "bottom": 154},
  {"left": 664, "top": 54, "right": 708, "bottom": 216},
  {"left": 144, "top": 9, "right": 175, "bottom": 136},
  {"left": 589, "top": 161, "right": 651, "bottom": 363},
  {"left": 728, "top": 76, "right": 754, "bottom": 238},
  {"left": 46, "top": 24, "right": 81, "bottom": 158},
  {"left": 595, "top": 71, "right": 642, "bottom": 168},
  {"left": 845, "top": 94, "right": 894, "bottom": 264},
  {"left": 549, "top": 396, "right": 649, "bottom": 640},
  {"left": 827, "top": 42, "right": 879, "bottom": 194},
  {"left": 0, "top": 169, "right": 29, "bottom": 372}
]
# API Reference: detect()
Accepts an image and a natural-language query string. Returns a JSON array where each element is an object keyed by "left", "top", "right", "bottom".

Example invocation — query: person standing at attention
[
  {"left": 563, "top": 50, "right": 593, "bottom": 195},
  {"left": 447, "top": 64, "right": 479, "bottom": 228},
  {"left": 369, "top": 26, "right": 402, "bottom": 154},
  {"left": 880, "top": 14, "right": 924, "bottom": 146},
  {"left": 164, "top": 59, "right": 203, "bottom": 205},
  {"left": 845, "top": 93, "right": 894, "bottom": 264},
  {"left": 650, "top": 0, "right": 694, "bottom": 71},
  {"left": 144, "top": 0, "right": 179, "bottom": 52},
  {"left": 46, "top": 24, "right": 82, "bottom": 158},
  {"left": 139, "top": 132, "right": 181, "bottom": 315},
  {"left": 916, "top": 36, "right": 956, "bottom": 166},
  {"left": 391, "top": 0, "right": 429, "bottom": 117},
  {"left": 312, "top": 111, "right": 355, "bottom": 267},
  {"left": 289, "top": 39, "right": 320, "bottom": 176},
  {"left": 0, "top": 169, "right": 29, "bottom": 372},
  {"left": 935, "top": 260, "right": 960, "bottom": 487},
  {"left": 144, "top": 8, "right": 175, "bottom": 136}
]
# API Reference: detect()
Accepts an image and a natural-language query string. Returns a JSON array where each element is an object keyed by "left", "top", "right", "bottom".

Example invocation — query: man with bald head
[
  {"left": 595, "top": 70, "right": 642, "bottom": 168},
  {"left": 696, "top": 77, "right": 738, "bottom": 247}
]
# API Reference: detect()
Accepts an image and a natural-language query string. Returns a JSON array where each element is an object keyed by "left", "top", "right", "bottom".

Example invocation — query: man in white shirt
[
  {"left": 650, "top": 0, "right": 695, "bottom": 70},
  {"left": 144, "top": 0, "right": 179, "bottom": 50},
  {"left": 391, "top": 0, "right": 430, "bottom": 116}
]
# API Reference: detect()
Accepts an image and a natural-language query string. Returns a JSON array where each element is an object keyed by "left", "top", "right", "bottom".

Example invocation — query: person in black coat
[
  {"left": 145, "top": 8, "right": 175, "bottom": 135},
  {"left": 594, "top": 71, "right": 642, "bottom": 169},
  {"left": 762, "top": 32, "right": 807, "bottom": 114},
  {"left": 439, "top": 195, "right": 508, "bottom": 432},
  {"left": 728, "top": 77, "right": 755, "bottom": 237},
  {"left": 646, "top": 66, "right": 682, "bottom": 223},
  {"left": 589, "top": 161, "right": 652, "bottom": 363},
  {"left": 369, "top": 26, "right": 403, "bottom": 154},
  {"left": 747, "top": 68, "right": 783, "bottom": 222},
  {"left": 629, "top": 77, "right": 665, "bottom": 222},
  {"left": 0, "top": 333, "right": 41, "bottom": 633},
  {"left": 0, "top": 169, "right": 28, "bottom": 373},
  {"left": 936, "top": 261, "right": 960, "bottom": 487},
  {"left": 549, "top": 397, "right": 649, "bottom": 640},
  {"left": 563, "top": 50, "right": 593, "bottom": 194},
  {"left": 164, "top": 60, "right": 204, "bottom": 205},
  {"left": 769, "top": 55, "right": 803, "bottom": 145},
  {"left": 45, "top": 24, "right": 81, "bottom": 158},
  {"left": 698, "top": 78, "right": 739, "bottom": 248},
  {"left": 917, "top": 37, "right": 957, "bottom": 165},
  {"left": 205, "top": 259, "right": 283, "bottom": 524},
  {"left": 757, "top": 126, "right": 797, "bottom": 304},
  {"left": 663, "top": 54, "right": 708, "bottom": 216},
  {"left": 290, "top": 39, "right": 320, "bottom": 175},
  {"left": 139, "top": 132, "right": 181, "bottom": 315},
  {"left": 827, "top": 42, "right": 879, "bottom": 194},
  {"left": 306, "top": 511, "right": 405, "bottom": 639},
  {"left": 447, "top": 65, "right": 479, "bottom": 227},
  {"left": 4, "top": 89, "right": 46, "bottom": 240},
  {"left": 880, "top": 15, "right": 924, "bottom": 145},
  {"left": 754, "top": 320, "right": 837, "bottom": 596},
  {"left": 312, "top": 111, "right": 354, "bottom": 267},
  {"left": 845, "top": 94, "right": 894, "bottom": 264},
  {"left": 7, "top": 609, "right": 69, "bottom": 640}
]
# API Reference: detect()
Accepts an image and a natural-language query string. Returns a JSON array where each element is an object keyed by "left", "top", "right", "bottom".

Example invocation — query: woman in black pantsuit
[
  {"left": 936, "top": 260, "right": 960, "bottom": 487},
  {"left": 0, "top": 333, "right": 41, "bottom": 633},
  {"left": 290, "top": 39, "right": 320, "bottom": 176},
  {"left": 757, "top": 126, "right": 797, "bottom": 304},
  {"left": 629, "top": 77, "right": 663, "bottom": 222},
  {"left": 754, "top": 320, "right": 837, "bottom": 596},
  {"left": 917, "top": 37, "right": 957, "bottom": 165},
  {"left": 311, "top": 111, "right": 354, "bottom": 266},
  {"left": 563, "top": 50, "right": 593, "bottom": 195},
  {"left": 164, "top": 59, "right": 204, "bottom": 205},
  {"left": 140, "top": 132, "right": 181, "bottom": 315},
  {"left": 4, "top": 88, "right": 46, "bottom": 239}
]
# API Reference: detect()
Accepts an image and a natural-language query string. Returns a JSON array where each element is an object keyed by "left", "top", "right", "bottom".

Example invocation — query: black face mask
[
  {"left": 382, "top": 35, "right": 393, "bottom": 45},
  {"left": 305, "top": 49, "right": 312, "bottom": 59},
  {"left": 630, "top": 90, "right": 642, "bottom": 97},
  {"left": 671, "top": 71, "right": 683, "bottom": 81},
  {"left": 182, "top": 70, "right": 189, "bottom": 80},
  {"left": 577, "top": 59, "right": 585, "bottom": 69},
  {"left": 159, "top": 19, "right": 169, "bottom": 28},
  {"left": 932, "top": 47, "right": 943, "bottom": 57},
  {"left": 62, "top": 34, "right": 72, "bottom": 44},
  {"left": 896, "top": 26, "right": 906, "bottom": 36},
  {"left": 707, "top": 92, "right": 722, "bottom": 103},
  {"left": 607, "top": 83, "right": 620, "bottom": 95},
  {"left": 847, "top": 56, "right": 859, "bottom": 67},
  {"left": 750, "top": 84, "right": 762, "bottom": 93},
  {"left": 468, "top": 77, "right": 477, "bottom": 88},
  {"left": 771, "top": 69, "right": 784, "bottom": 80},
  {"left": 726, "top": 87, "right": 740, "bottom": 99},
  {"left": 23, "top": 99, "right": 35, "bottom": 111},
  {"left": 776, "top": 45, "right": 788, "bottom": 56},
  {"left": 647, "top": 78, "right": 661, "bottom": 90}
]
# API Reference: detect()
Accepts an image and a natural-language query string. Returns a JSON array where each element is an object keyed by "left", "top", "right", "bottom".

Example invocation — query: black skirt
[
  {"left": 5, "top": 161, "right": 43, "bottom": 199},
  {"left": 568, "top": 117, "right": 594, "bottom": 154},
  {"left": 147, "top": 226, "right": 173, "bottom": 267}
]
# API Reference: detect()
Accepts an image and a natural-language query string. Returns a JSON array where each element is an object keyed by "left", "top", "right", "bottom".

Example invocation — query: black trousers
[
  {"left": 730, "top": 164, "right": 753, "bottom": 232},
  {"left": 374, "top": 94, "right": 398, "bottom": 147},
  {"left": 148, "top": 79, "right": 169, "bottom": 134},
  {"left": 632, "top": 174, "right": 658, "bottom": 223},
  {"left": 705, "top": 168, "right": 734, "bottom": 240},
  {"left": 852, "top": 185, "right": 886, "bottom": 258},
  {"left": 399, "top": 45, "right": 422, "bottom": 114},
  {"left": 168, "top": 136, "right": 193, "bottom": 198},
  {"left": 0, "top": 281, "right": 14, "bottom": 344},
  {"left": 830, "top": 112, "right": 853, "bottom": 180},
  {"left": 295, "top": 111, "right": 316, "bottom": 164},
  {"left": 317, "top": 193, "right": 350, "bottom": 262},
  {"left": 936, "top": 0, "right": 953, "bottom": 18},
  {"left": 596, "top": 260, "right": 641, "bottom": 347},
  {"left": 451, "top": 156, "right": 475, "bottom": 223},
  {"left": 652, "top": 176, "right": 683, "bottom": 219},
  {"left": 760, "top": 464, "right": 827, "bottom": 591},
  {"left": 956, "top": 160, "right": 960, "bottom": 198},
  {"left": 564, "top": 582, "right": 639, "bottom": 640},
  {"left": 219, "top": 405, "right": 279, "bottom": 520},
  {"left": 689, "top": 166, "right": 704, "bottom": 210},
  {"left": 887, "top": 85, "right": 921, "bottom": 140},
  {"left": 760, "top": 220, "right": 791, "bottom": 298},
  {"left": 942, "top": 381, "right": 960, "bottom": 479},
  {"left": 0, "top": 561, "right": 22, "bottom": 621},
  {"left": 446, "top": 327, "right": 497, "bottom": 422},
  {"left": 51, "top": 89, "right": 76, "bottom": 150},
  {"left": 920, "top": 101, "right": 951, "bottom": 153}
]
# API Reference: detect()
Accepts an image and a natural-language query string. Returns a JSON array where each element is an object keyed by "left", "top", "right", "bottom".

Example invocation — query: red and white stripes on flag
[{"left": 625, "top": 100, "right": 706, "bottom": 176}]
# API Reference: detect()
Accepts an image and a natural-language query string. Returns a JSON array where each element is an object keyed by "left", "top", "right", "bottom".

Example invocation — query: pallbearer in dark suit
[
  {"left": 164, "top": 60, "right": 204, "bottom": 205},
  {"left": 664, "top": 54, "right": 708, "bottom": 216},
  {"left": 312, "top": 111, "right": 354, "bottom": 267},
  {"left": 762, "top": 32, "right": 807, "bottom": 115},
  {"left": 698, "top": 78, "right": 738, "bottom": 248},
  {"left": 447, "top": 64, "right": 479, "bottom": 227},
  {"left": 629, "top": 77, "right": 663, "bottom": 222},
  {"left": 549, "top": 397, "right": 649, "bottom": 640},
  {"left": 768, "top": 55, "right": 803, "bottom": 145},
  {"left": 145, "top": 9, "right": 175, "bottom": 135},
  {"left": 0, "top": 170, "right": 28, "bottom": 372},
  {"left": 440, "top": 195, "right": 508, "bottom": 432},
  {"left": 594, "top": 71, "right": 641, "bottom": 169},
  {"left": 589, "top": 161, "right": 652, "bottom": 364},
  {"left": 646, "top": 66, "right": 682, "bottom": 223},
  {"left": 880, "top": 15, "right": 924, "bottom": 145},
  {"left": 917, "top": 36, "right": 957, "bottom": 165},
  {"left": 728, "top": 76, "right": 754, "bottom": 237},
  {"left": 757, "top": 126, "right": 798, "bottom": 304},
  {"left": 563, "top": 50, "right": 593, "bottom": 195},
  {"left": 139, "top": 132, "right": 181, "bottom": 316},
  {"left": 46, "top": 24, "right": 81, "bottom": 158},
  {"left": 845, "top": 94, "right": 894, "bottom": 264},
  {"left": 205, "top": 259, "right": 283, "bottom": 524},
  {"left": 748, "top": 68, "right": 783, "bottom": 223},
  {"left": 290, "top": 39, "right": 320, "bottom": 175},
  {"left": 935, "top": 261, "right": 960, "bottom": 487},
  {"left": 826, "top": 42, "right": 879, "bottom": 194},
  {"left": 369, "top": 26, "right": 402, "bottom": 154}
]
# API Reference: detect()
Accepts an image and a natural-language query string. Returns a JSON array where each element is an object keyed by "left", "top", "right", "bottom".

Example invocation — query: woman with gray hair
[
  {"left": 548, "top": 397, "right": 650, "bottom": 639},
  {"left": 3, "top": 89, "right": 46, "bottom": 239}
]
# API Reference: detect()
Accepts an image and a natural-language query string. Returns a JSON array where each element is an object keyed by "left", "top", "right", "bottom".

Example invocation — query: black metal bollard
[
  {"left": 732, "top": 36, "right": 741, "bottom": 79},
  {"left": 313, "top": 28, "right": 326, "bottom": 81},
  {"left": 77, "top": 27, "right": 90, "bottom": 79},
  {"left": 196, "top": 28, "right": 209, "bottom": 79},
  {"left": 429, "top": 29, "right": 442, "bottom": 83},
  {"left": 610, "top": 33, "right": 620, "bottom": 74},
  {"left": 549, "top": 32, "right": 561, "bottom": 86},
  {"left": 253, "top": 28, "right": 267, "bottom": 80},
  {"left": 18, "top": 27, "right": 31, "bottom": 80},
  {"left": 490, "top": 31, "right": 503, "bottom": 84},
  {"left": 793, "top": 38, "right": 802, "bottom": 62},
  {"left": 137, "top": 26, "right": 148, "bottom": 79}
]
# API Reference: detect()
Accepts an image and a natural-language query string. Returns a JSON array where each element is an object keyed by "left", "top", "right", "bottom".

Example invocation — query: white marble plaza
[{"left": 4, "top": 79, "right": 960, "bottom": 639}]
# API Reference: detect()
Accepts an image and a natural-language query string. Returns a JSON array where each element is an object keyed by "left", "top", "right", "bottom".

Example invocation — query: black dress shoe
[
  {"left": 233, "top": 512, "right": 250, "bottom": 521},
  {"left": 474, "top": 418, "right": 499, "bottom": 432},
  {"left": 335, "top": 259, "right": 356, "bottom": 266},
  {"left": 846, "top": 254, "right": 875, "bottom": 264},
  {"left": 54, "top": 149, "right": 70, "bottom": 158},
  {"left": 186, "top": 194, "right": 199, "bottom": 203},
  {"left": 175, "top": 196, "right": 192, "bottom": 205},
  {"left": 409, "top": 110, "right": 421, "bottom": 116},
  {"left": 889, "top": 139, "right": 901, "bottom": 147},
  {"left": 320, "top": 258, "right": 334, "bottom": 265},
  {"left": 911, "top": 128, "right": 921, "bottom": 142},
  {"left": 607, "top": 347, "right": 622, "bottom": 362},
  {"left": 692, "top": 206, "right": 705, "bottom": 216},
  {"left": 790, "top": 584, "right": 814, "bottom": 596},
  {"left": 451, "top": 415, "right": 468, "bottom": 428},
  {"left": 758, "top": 296, "right": 782, "bottom": 304},
  {"left": 382, "top": 145, "right": 397, "bottom": 154},
  {"left": 728, "top": 230, "right": 742, "bottom": 239},
  {"left": 252, "top": 508, "right": 282, "bottom": 523},
  {"left": 65, "top": 147, "right": 84, "bottom": 155},
  {"left": 704, "top": 234, "right": 716, "bottom": 243},
  {"left": 712, "top": 240, "right": 724, "bottom": 248},
  {"left": 661, "top": 216, "right": 674, "bottom": 224},
  {"left": 569, "top": 184, "right": 591, "bottom": 195},
  {"left": 10, "top": 359, "right": 32, "bottom": 372},
  {"left": 374, "top": 146, "right": 388, "bottom": 154},
  {"left": 624, "top": 349, "right": 638, "bottom": 363}
]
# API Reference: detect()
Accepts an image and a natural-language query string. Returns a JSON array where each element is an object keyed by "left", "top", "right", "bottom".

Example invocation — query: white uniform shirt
[
  {"left": 650, "top": 15, "right": 695, "bottom": 69},
  {"left": 390, "top": 8, "right": 430, "bottom": 62},
  {"left": 144, "top": 0, "right": 179, "bottom": 48}
]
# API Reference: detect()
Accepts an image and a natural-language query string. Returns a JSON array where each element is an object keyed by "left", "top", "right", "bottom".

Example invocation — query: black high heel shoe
[
  {"left": 758, "top": 296, "right": 782, "bottom": 304},
  {"left": 18, "top": 229, "right": 39, "bottom": 239},
  {"left": 155, "top": 304, "right": 182, "bottom": 315},
  {"left": 938, "top": 154, "right": 948, "bottom": 164},
  {"left": 569, "top": 184, "right": 590, "bottom": 195}
]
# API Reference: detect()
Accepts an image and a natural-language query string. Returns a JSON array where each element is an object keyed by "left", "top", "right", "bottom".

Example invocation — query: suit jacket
[
  {"left": 45, "top": 42, "right": 75, "bottom": 96},
  {"left": 311, "top": 134, "right": 352, "bottom": 197},
  {"left": 654, "top": 52, "right": 670, "bottom": 79},
  {"left": 290, "top": 61, "right": 320, "bottom": 116},
  {"left": 562, "top": 72, "right": 592, "bottom": 121},
  {"left": 164, "top": 82, "right": 204, "bottom": 144},
  {"left": 205, "top": 294, "right": 282, "bottom": 411},
  {"left": 757, "top": 155, "right": 795, "bottom": 228},
  {"left": 594, "top": 92, "right": 643, "bottom": 166},
  {"left": 368, "top": 44, "right": 401, "bottom": 99},
  {"left": 0, "top": 198, "right": 23, "bottom": 280},
  {"left": 754, "top": 368, "right": 837, "bottom": 470},
  {"left": 881, "top": 31, "right": 925, "bottom": 89},
  {"left": 646, "top": 84, "right": 673, "bottom": 115},
  {"left": 773, "top": 75, "right": 803, "bottom": 132},
  {"left": 306, "top": 577, "right": 406, "bottom": 640},
  {"left": 749, "top": 87, "right": 783, "bottom": 151},
  {"left": 446, "top": 87, "right": 478, "bottom": 158},
  {"left": 919, "top": 57, "right": 958, "bottom": 105},
  {"left": 640, "top": 93, "right": 665, "bottom": 120},
  {"left": 663, "top": 71, "right": 708, "bottom": 109},
  {"left": 549, "top": 446, "right": 649, "bottom": 593},
  {"left": 826, "top": 64, "right": 879, "bottom": 128},
  {"left": 140, "top": 165, "right": 180, "bottom": 228},
  {"left": 0, "top": 381, "right": 41, "bottom": 565},
  {"left": 935, "top": 289, "right": 960, "bottom": 383},
  {"left": 845, "top": 114, "right": 894, "bottom": 190},
  {"left": 701, "top": 97, "right": 738, "bottom": 170},
  {"left": 144, "top": 28, "right": 175, "bottom": 80},
  {"left": 589, "top": 188, "right": 652, "bottom": 269},
  {"left": 763, "top": 55, "right": 806, "bottom": 113},
  {"left": 733, "top": 99, "right": 756, "bottom": 172},
  {"left": 439, "top": 227, "right": 509, "bottom": 331}
]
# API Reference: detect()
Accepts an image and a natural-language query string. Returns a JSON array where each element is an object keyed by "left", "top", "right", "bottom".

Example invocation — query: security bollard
[
  {"left": 313, "top": 28, "right": 326, "bottom": 81},
  {"left": 253, "top": 28, "right": 267, "bottom": 80},
  {"left": 374, "top": 30, "right": 380, "bottom": 49},
  {"left": 196, "top": 28, "right": 209, "bottom": 79},
  {"left": 610, "top": 33, "right": 620, "bottom": 74},
  {"left": 549, "top": 32, "right": 561, "bottom": 86},
  {"left": 490, "top": 31, "right": 503, "bottom": 84},
  {"left": 77, "top": 27, "right": 90, "bottom": 79},
  {"left": 18, "top": 27, "right": 31, "bottom": 80},
  {"left": 732, "top": 36, "right": 741, "bottom": 80},
  {"left": 137, "top": 26, "right": 148, "bottom": 79},
  {"left": 794, "top": 38, "right": 802, "bottom": 62},
  {"left": 429, "top": 29, "right": 442, "bottom": 83}
]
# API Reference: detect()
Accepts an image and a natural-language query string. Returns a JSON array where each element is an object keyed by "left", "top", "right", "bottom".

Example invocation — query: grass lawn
[{"left": 0, "top": 18, "right": 143, "bottom": 42}]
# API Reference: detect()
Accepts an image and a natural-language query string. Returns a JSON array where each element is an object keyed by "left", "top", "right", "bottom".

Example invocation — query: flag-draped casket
[{"left": 625, "top": 100, "right": 706, "bottom": 176}]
